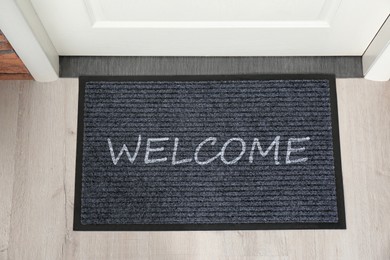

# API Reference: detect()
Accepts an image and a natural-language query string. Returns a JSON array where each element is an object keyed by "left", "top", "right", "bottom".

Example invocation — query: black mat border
[{"left": 74, "top": 74, "right": 346, "bottom": 231}]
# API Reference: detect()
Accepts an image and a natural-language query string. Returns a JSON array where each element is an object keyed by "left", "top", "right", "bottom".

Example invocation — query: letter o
[{"left": 220, "top": 138, "right": 246, "bottom": 165}]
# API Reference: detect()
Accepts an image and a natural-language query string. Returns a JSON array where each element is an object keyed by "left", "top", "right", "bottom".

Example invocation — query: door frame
[
  {"left": 363, "top": 15, "right": 390, "bottom": 81},
  {"left": 1, "top": 1, "right": 389, "bottom": 82},
  {"left": 0, "top": 0, "right": 58, "bottom": 82}
]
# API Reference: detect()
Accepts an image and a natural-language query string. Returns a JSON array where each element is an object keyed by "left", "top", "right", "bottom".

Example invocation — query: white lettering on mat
[
  {"left": 220, "top": 138, "right": 246, "bottom": 165},
  {"left": 172, "top": 137, "right": 193, "bottom": 165},
  {"left": 107, "top": 136, "right": 141, "bottom": 165},
  {"left": 286, "top": 137, "right": 311, "bottom": 164},
  {"left": 194, "top": 137, "right": 221, "bottom": 165},
  {"left": 107, "top": 136, "right": 311, "bottom": 166},
  {"left": 144, "top": 137, "right": 169, "bottom": 164},
  {"left": 249, "top": 136, "right": 280, "bottom": 165}
]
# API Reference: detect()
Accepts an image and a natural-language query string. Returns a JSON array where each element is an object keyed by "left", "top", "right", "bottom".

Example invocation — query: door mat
[{"left": 74, "top": 75, "right": 345, "bottom": 231}]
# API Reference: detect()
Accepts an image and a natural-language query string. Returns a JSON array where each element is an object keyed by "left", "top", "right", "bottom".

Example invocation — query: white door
[{"left": 20, "top": 0, "right": 390, "bottom": 56}]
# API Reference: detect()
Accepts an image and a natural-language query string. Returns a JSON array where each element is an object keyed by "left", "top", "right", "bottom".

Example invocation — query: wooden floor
[
  {"left": 0, "top": 31, "right": 32, "bottom": 80},
  {"left": 0, "top": 78, "right": 389, "bottom": 260}
]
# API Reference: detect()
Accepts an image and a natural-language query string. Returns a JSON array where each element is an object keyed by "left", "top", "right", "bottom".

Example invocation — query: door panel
[{"left": 30, "top": 0, "right": 390, "bottom": 56}]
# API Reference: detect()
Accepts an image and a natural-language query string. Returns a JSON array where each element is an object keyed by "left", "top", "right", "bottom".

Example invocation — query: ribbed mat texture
[{"left": 75, "top": 76, "right": 345, "bottom": 230}]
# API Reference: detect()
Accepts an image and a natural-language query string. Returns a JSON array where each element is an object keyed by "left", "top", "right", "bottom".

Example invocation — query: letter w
[{"left": 107, "top": 136, "right": 141, "bottom": 165}]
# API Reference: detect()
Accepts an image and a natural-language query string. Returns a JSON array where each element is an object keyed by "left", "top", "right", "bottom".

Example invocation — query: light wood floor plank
[
  {"left": 312, "top": 79, "right": 390, "bottom": 260},
  {"left": 0, "top": 82, "right": 20, "bottom": 260},
  {"left": 6, "top": 81, "right": 69, "bottom": 260},
  {"left": 0, "top": 78, "right": 389, "bottom": 259},
  {"left": 60, "top": 80, "right": 152, "bottom": 260}
]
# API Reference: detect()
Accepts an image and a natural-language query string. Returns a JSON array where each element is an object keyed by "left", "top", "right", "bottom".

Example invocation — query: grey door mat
[{"left": 74, "top": 75, "right": 345, "bottom": 231}]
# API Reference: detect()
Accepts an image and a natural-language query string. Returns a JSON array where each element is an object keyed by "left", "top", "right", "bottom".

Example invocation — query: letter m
[{"left": 249, "top": 136, "right": 280, "bottom": 165}]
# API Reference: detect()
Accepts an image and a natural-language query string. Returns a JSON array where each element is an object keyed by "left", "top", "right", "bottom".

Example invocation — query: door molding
[
  {"left": 363, "top": 15, "right": 390, "bottom": 81},
  {"left": 0, "top": 0, "right": 58, "bottom": 82}
]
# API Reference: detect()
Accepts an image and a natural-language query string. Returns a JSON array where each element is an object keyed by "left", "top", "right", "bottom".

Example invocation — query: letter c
[{"left": 194, "top": 137, "right": 221, "bottom": 165}]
